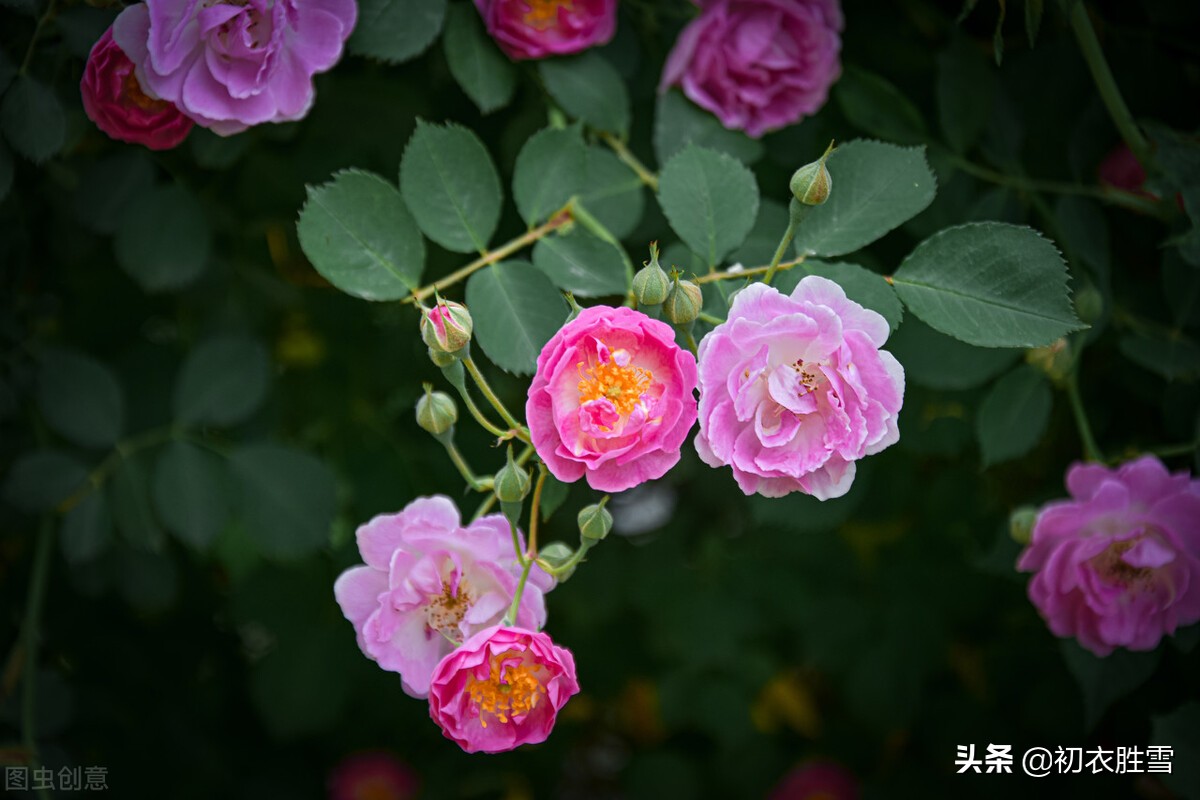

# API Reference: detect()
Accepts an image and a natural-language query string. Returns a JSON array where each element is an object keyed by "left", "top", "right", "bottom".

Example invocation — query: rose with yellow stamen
[
  {"left": 527, "top": 305, "right": 698, "bottom": 493},
  {"left": 472, "top": 0, "right": 617, "bottom": 61},
  {"left": 429, "top": 626, "right": 579, "bottom": 753}
]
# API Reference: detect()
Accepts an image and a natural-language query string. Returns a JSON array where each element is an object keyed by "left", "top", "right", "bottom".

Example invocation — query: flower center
[
  {"left": 522, "top": 0, "right": 574, "bottom": 30},
  {"left": 1090, "top": 539, "right": 1153, "bottom": 586},
  {"left": 425, "top": 580, "right": 472, "bottom": 638},
  {"left": 123, "top": 70, "right": 167, "bottom": 112},
  {"left": 790, "top": 359, "right": 823, "bottom": 395},
  {"left": 578, "top": 347, "right": 653, "bottom": 417},
  {"left": 467, "top": 650, "right": 546, "bottom": 727}
]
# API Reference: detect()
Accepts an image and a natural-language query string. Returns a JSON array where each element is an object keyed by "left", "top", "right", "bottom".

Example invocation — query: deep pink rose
[
  {"left": 660, "top": 0, "right": 843, "bottom": 138},
  {"left": 769, "top": 759, "right": 860, "bottom": 800},
  {"left": 428, "top": 625, "right": 579, "bottom": 753},
  {"left": 473, "top": 0, "right": 617, "bottom": 61},
  {"left": 526, "top": 305, "right": 698, "bottom": 493},
  {"left": 80, "top": 26, "right": 193, "bottom": 150},
  {"left": 333, "top": 496, "right": 554, "bottom": 698},
  {"left": 695, "top": 276, "right": 904, "bottom": 499},
  {"left": 112, "top": 0, "right": 356, "bottom": 136},
  {"left": 1017, "top": 456, "right": 1200, "bottom": 657}
]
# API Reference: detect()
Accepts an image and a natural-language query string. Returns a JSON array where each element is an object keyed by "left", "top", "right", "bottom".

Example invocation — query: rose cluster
[{"left": 82, "top": 0, "right": 356, "bottom": 148}]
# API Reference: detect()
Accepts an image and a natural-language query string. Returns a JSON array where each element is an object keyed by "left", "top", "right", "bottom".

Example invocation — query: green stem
[
  {"left": 508, "top": 517, "right": 529, "bottom": 569},
  {"left": 58, "top": 425, "right": 179, "bottom": 514},
  {"left": 442, "top": 441, "right": 490, "bottom": 492},
  {"left": 698, "top": 311, "right": 725, "bottom": 326},
  {"left": 539, "top": 542, "right": 593, "bottom": 578},
  {"left": 762, "top": 219, "right": 798, "bottom": 286},
  {"left": 526, "top": 467, "right": 547, "bottom": 558},
  {"left": 600, "top": 131, "right": 659, "bottom": 191},
  {"left": 22, "top": 516, "right": 54, "bottom": 800},
  {"left": 695, "top": 258, "right": 806, "bottom": 284},
  {"left": 1066, "top": 368, "right": 1103, "bottom": 462},
  {"left": 1067, "top": 1, "right": 1154, "bottom": 170},
  {"left": 457, "top": 384, "right": 507, "bottom": 438},
  {"left": 502, "top": 559, "right": 534, "bottom": 627},
  {"left": 463, "top": 356, "right": 528, "bottom": 440},
  {"left": 18, "top": 0, "right": 59, "bottom": 75},
  {"left": 684, "top": 330, "right": 699, "bottom": 356}
]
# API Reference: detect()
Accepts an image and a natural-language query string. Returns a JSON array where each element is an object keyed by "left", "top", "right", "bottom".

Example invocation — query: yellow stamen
[
  {"left": 577, "top": 347, "right": 653, "bottom": 417},
  {"left": 523, "top": 0, "right": 574, "bottom": 30},
  {"left": 425, "top": 581, "right": 472, "bottom": 637},
  {"left": 123, "top": 70, "right": 168, "bottom": 112},
  {"left": 467, "top": 650, "right": 546, "bottom": 727}
]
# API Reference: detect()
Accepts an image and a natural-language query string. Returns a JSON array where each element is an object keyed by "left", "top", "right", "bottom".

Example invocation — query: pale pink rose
[
  {"left": 694, "top": 276, "right": 904, "bottom": 499},
  {"left": 1017, "top": 456, "right": 1200, "bottom": 657},
  {"left": 333, "top": 496, "right": 554, "bottom": 698},
  {"left": 428, "top": 625, "right": 579, "bottom": 753},
  {"left": 660, "top": 0, "right": 844, "bottom": 138},
  {"left": 473, "top": 0, "right": 617, "bottom": 61},
  {"left": 526, "top": 305, "right": 698, "bottom": 493}
]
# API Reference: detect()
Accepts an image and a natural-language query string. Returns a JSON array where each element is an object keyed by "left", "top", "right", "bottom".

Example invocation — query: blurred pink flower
[
  {"left": 769, "top": 759, "right": 860, "bottom": 800},
  {"left": 327, "top": 751, "right": 419, "bottom": 800},
  {"left": 428, "top": 625, "right": 579, "bottom": 753},
  {"left": 695, "top": 276, "right": 903, "bottom": 499},
  {"left": 334, "top": 496, "right": 554, "bottom": 697},
  {"left": 1018, "top": 456, "right": 1200, "bottom": 657},
  {"left": 660, "top": 0, "right": 843, "bottom": 138},
  {"left": 1097, "top": 144, "right": 1149, "bottom": 196},
  {"left": 526, "top": 305, "right": 698, "bottom": 493},
  {"left": 80, "top": 26, "right": 193, "bottom": 150},
  {"left": 474, "top": 0, "right": 617, "bottom": 61}
]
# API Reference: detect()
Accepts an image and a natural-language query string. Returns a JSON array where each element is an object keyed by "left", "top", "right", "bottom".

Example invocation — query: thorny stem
[
  {"left": 463, "top": 356, "right": 529, "bottom": 441},
  {"left": 404, "top": 209, "right": 573, "bottom": 305},
  {"left": 694, "top": 257, "right": 807, "bottom": 284},
  {"left": 600, "top": 131, "right": 659, "bottom": 191},
  {"left": 22, "top": 516, "right": 54, "bottom": 800},
  {"left": 762, "top": 220, "right": 799, "bottom": 286}
]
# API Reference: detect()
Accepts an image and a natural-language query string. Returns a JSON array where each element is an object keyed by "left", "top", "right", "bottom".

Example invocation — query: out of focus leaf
[
  {"left": 889, "top": 318, "right": 1019, "bottom": 390},
  {"left": 349, "top": 0, "right": 446, "bottom": 63},
  {"left": 0, "top": 76, "right": 64, "bottom": 163},
  {"left": 1061, "top": 641, "right": 1160, "bottom": 730},
  {"left": 114, "top": 185, "right": 211, "bottom": 292},
  {"left": 937, "top": 36, "right": 995, "bottom": 153},
  {"left": 3, "top": 451, "right": 88, "bottom": 513},
  {"left": 230, "top": 444, "right": 337, "bottom": 560},
  {"left": 152, "top": 441, "right": 231, "bottom": 551},
  {"left": 975, "top": 365, "right": 1052, "bottom": 465},
  {"left": 1152, "top": 702, "right": 1200, "bottom": 799},
  {"left": 110, "top": 458, "right": 165, "bottom": 551},
  {"left": 61, "top": 490, "right": 112, "bottom": 564},
  {"left": 1119, "top": 332, "right": 1200, "bottom": 381},
  {"left": 37, "top": 347, "right": 124, "bottom": 449},
  {"left": 540, "top": 52, "right": 630, "bottom": 136},
  {"left": 654, "top": 89, "right": 763, "bottom": 166},
  {"left": 443, "top": 2, "right": 515, "bottom": 114},
  {"left": 835, "top": 67, "right": 927, "bottom": 146},
  {"left": 174, "top": 336, "right": 271, "bottom": 427},
  {"left": 74, "top": 150, "right": 156, "bottom": 235}
]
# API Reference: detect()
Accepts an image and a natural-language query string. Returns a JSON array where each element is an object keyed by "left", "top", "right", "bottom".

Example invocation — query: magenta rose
[
  {"left": 428, "top": 625, "right": 579, "bottom": 753},
  {"left": 526, "top": 305, "right": 698, "bottom": 493},
  {"left": 80, "top": 26, "right": 193, "bottom": 150},
  {"left": 660, "top": 0, "right": 844, "bottom": 138},
  {"left": 111, "top": 0, "right": 356, "bottom": 136},
  {"left": 695, "top": 276, "right": 904, "bottom": 499},
  {"left": 333, "top": 496, "right": 554, "bottom": 698},
  {"left": 473, "top": 0, "right": 617, "bottom": 61},
  {"left": 769, "top": 759, "right": 860, "bottom": 800},
  {"left": 1017, "top": 456, "right": 1200, "bottom": 657}
]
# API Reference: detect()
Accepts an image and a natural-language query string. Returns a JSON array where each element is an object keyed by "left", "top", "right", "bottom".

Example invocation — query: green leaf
[
  {"left": 60, "top": 490, "right": 112, "bottom": 564},
  {"left": 1119, "top": 333, "right": 1200, "bottom": 381},
  {"left": 3, "top": 450, "right": 88, "bottom": 513},
  {"left": 532, "top": 229, "right": 628, "bottom": 297},
  {"left": 114, "top": 185, "right": 211, "bottom": 292},
  {"left": 229, "top": 444, "right": 337, "bottom": 560},
  {"left": 466, "top": 261, "right": 568, "bottom": 375},
  {"left": 399, "top": 120, "right": 502, "bottom": 253},
  {"left": 657, "top": 145, "right": 759, "bottom": 268},
  {"left": 297, "top": 169, "right": 425, "bottom": 300},
  {"left": 992, "top": 0, "right": 1007, "bottom": 66},
  {"left": 936, "top": 36, "right": 996, "bottom": 154},
  {"left": 174, "top": 335, "right": 271, "bottom": 427},
  {"left": 776, "top": 260, "right": 904, "bottom": 332},
  {"left": 729, "top": 200, "right": 788, "bottom": 268},
  {"left": 110, "top": 458, "right": 165, "bottom": 551},
  {"left": 74, "top": 150, "right": 156, "bottom": 235},
  {"left": 539, "top": 474, "right": 570, "bottom": 521},
  {"left": 834, "top": 67, "right": 927, "bottom": 146},
  {"left": 443, "top": 2, "right": 516, "bottom": 114},
  {"left": 539, "top": 52, "right": 630, "bottom": 136},
  {"left": 0, "top": 47, "right": 14, "bottom": 95},
  {"left": 1152, "top": 702, "right": 1200, "bottom": 799},
  {"left": 653, "top": 90, "right": 763, "bottom": 166},
  {"left": 975, "top": 365, "right": 1052, "bottom": 465},
  {"left": 0, "top": 141, "right": 12, "bottom": 203},
  {"left": 1061, "top": 640, "right": 1160, "bottom": 730},
  {"left": 0, "top": 76, "right": 64, "bottom": 163},
  {"left": 888, "top": 318, "right": 1020, "bottom": 390},
  {"left": 893, "top": 222, "right": 1084, "bottom": 347},
  {"left": 1053, "top": 195, "right": 1110, "bottom": 277},
  {"left": 1024, "top": 0, "right": 1044, "bottom": 47},
  {"left": 513, "top": 126, "right": 586, "bottom": 226},
  {"left": 37, "top": 347, "right": 124, "bottom": 449},
  {"left": 349, "top": 0, "right": 446, "bottom": 64},
  {"left": 152, "top": 441, "right": 231, "bottom": 551},
  {"left": 578, "top": 145, "right": 644, "bottom": 240},
  {"left": 793, "top": 140, "right": 937, "bottom": 258},
  {"left": 190, "top": 127, "right": 252, "bottom": 169}
]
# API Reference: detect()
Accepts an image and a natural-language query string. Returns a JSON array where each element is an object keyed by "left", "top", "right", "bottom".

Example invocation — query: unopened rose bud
[
  {"left": 577, "top": 501, "right": 612, "bottom": 542},
  {"left": 1010, "top": 506, "right": 1038, "bottom": 546},
  {"left": 632, "top": 242, "right": 671, "bottom": 307},
  {"left": 1074, "top": 285, "right": 1103, "bottom": 325},
  {"left": 421, "top": 299, "right": 473, "bottom": 354},
  {"left": 416, "top": 385, "right": 457, "bottom": 436},
  {"left": 789, "top": 141, "right": 835, "bottom": 206},
  {"left": 662, "top": 276, "right": 702, "bottom": 326},
  {"left": 428, "top": 345, "right": 457, "bottom": 368},
  {"left": 537, "top": 542, "right": 578, "bottom": 581},
  {"left": 493, "top": 445, "right": 531, "bottom": 504}
]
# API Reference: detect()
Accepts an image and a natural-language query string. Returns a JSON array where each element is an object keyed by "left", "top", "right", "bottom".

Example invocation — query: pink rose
[
  {"left": 428, "top": 625, "right": 579, "bottom": 753},
  {"left": 660, "top": 0, "right": 844, "bottom": 138},
  {"left": 80, "top": 26, "right": 193, "bottom": 150},
  {"left": 769, "top": 759, "right": 860, "bottom": 800},
  {"left": 694, "top": 276, "right": 904, "bottom": 499},
  {"left": 327, "top": 751, "right": 419, "bottom": 800},
  {"left": 333, "top": 496, "right": 554, "bottom": 697},
  {"left": 1017, "top": 456, "right": 1200, "bottom": 657},
  {"left": 473, "top": 0, "right": 617, "bottom": 61},
  {"left": 526, "top": 305, "right": 698, "bottom": 493}
]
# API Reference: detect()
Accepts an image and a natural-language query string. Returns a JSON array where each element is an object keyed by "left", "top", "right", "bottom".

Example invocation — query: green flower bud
[
  {"left": 1025, "top": 338, "right": 1071, "bottom": 385},
  {"left": 789, "top": 141, "right": 835, "bottom": 206},
  {"left": 577, "top": 501, "right": 613, "bottom": 542},
  {"left": 1009, "top": 505, "right": 1039, "bottom": 546},
  {"left": 632, "top": 242, "right": 671, "bottom": 307},
  {"left": 1074, "top": 284, "right": 1103, "bottom": 325},
  {"left": 415, "top": 384, "right": 457, "bottom": 436},
  {"left": 537, "top": 542, "right": 578, "bottom": 581},
  {"left": 428, "top": 345, "right": 458, "bottom": 368},
  {"left": 493, "top": 445, "right": 531, "bottom": 504},
  {"left": 662, "top": 276, "right": 702, "bottom": 326},
  {"left": 421, "top": 299, "right": 473, "bottom": 354}
]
